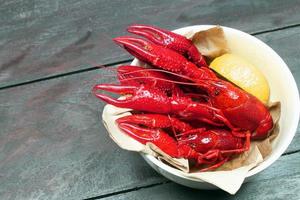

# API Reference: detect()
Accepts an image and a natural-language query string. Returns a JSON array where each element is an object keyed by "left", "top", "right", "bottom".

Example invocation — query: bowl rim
[{"left": 131, "top": 25, "right": 300, "bottom": 181}]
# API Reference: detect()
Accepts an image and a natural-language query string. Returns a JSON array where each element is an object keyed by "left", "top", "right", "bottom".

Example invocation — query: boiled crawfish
[
  {"left": 93, "top": 24, "right": 273, "bottom": 171},
  {"left": 117, "top": 114, "right": 250, "bottom": 171},
  {"left": 94, "top": 82, "right": 228, "bottom": 127},
  {"left": 111, "top": 25, "right": 273, "bottom": 139}
]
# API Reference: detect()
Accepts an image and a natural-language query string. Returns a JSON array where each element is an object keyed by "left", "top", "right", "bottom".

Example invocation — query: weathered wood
[
  {"left": 1, "top": 14, "right": 300, "bottom": 199},
  {"left": 256, "top": 26, "right": 300, "bottom": 87},
  {"left": 1, "top": 0, "right": 300, "bottom": 87},
  {"left": 105, "top": 176, "right": 300, "bottom": 200},
  {"left": 102, "top": 153, "right": 300, "bottom": 200},
  {"left": 0, "top": 58, "right": 299, "bottom": 200},
  {"left": 0, "top": 65, "right": 165, "bottom": 200}
]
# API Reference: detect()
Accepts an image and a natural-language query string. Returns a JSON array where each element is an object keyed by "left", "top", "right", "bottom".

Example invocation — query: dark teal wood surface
[
  {"left": 0, "top": 66, "right": 165, "bottom": 199},
  {"left": 1, "top": 62, "right": 299, "bottom": 199},
  {"left": 1, "top": 0, "right": 300, "bottom": 88},
  {"left": 0, "top": 1, "right": 300, "bottom": 200},
  {"left": 103, "top": 153, "right": 300, "bottom": 200}
]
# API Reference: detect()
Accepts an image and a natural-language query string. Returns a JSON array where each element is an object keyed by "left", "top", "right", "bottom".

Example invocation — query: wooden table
[{"left": 1, "top": 1, "right": 300, "bottom": 199}]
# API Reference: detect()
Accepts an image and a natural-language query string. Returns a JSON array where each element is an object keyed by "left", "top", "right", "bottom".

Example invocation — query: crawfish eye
[{"left": 201, "top": 137, "right": 211, "bottom": 144}]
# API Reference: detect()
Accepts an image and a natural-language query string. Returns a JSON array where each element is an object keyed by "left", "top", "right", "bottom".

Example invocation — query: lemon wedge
[{"left": 210, "top": 53, "right": 270, "bottom": 104}]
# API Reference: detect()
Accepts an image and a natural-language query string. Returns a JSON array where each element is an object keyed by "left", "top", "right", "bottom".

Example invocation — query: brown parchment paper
[
  {"left": 191, "top": 26, "right": 229, "bottom": 61},
  {"left": 101, "top": 27, "right": 281, "bottom": 194}
]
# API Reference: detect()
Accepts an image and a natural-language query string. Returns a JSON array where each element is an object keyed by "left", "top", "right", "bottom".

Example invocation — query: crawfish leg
[
  {"left": 200, "top": 157, "right": 230, "bottom": 172},
  {"left": 117, "top": 65, "right": 185, "bottom": 97},
  {"left": 180, "top": 102, "right": 231, "bottom": 127},
  {"left": 219, "top": 132, "right": 251, "bottom": 155},
  {"left": 193, "top": 149, "right": 229, "bottom": 172}
]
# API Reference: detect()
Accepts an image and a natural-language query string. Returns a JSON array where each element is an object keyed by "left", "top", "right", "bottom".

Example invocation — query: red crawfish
[
  {"left": 112, "top": 30, "right": 273, "bottom": 139},
  {"left": 117, "top": 114, "right": 250, "bottom": 171},
  {"left": 113, "top": 36, "right": 216, "bottom": 80},
  {"left": 93, "top": 83, "right": 231, "bottom": 127},
  {"left": 127, "top": 24, "right": 208, "bottom": 67}
]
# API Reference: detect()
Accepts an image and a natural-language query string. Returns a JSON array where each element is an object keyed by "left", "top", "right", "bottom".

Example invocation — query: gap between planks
[
  {"left": 0, "top": 58, "right": 133, "bottom": 91},
  {"left": 2, "top": 23, "right": 300, "bottom": 91},
  {"left": 283, "top": 149, "right": 300, "bottom": 156},
  {"left": 83, "top": 181, "right": 171, "bottom": 200},
  {"left": 249, "top": 23, "right": 300, "bottom": 35}
]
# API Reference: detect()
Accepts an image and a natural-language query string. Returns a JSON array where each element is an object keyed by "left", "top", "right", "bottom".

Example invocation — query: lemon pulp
[{"left": 209, "top": 53, "right": 270, "bottom": 104}]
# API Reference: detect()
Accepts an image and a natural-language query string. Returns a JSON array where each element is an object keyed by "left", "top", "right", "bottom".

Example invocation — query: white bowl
[{"left": 131, "top": 25, "right": 300, "bottom": 189}]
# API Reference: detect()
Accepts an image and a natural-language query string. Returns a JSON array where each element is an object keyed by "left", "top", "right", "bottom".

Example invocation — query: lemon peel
[{"left": 210, "top": 53, "right": 270, "bottom": 104}]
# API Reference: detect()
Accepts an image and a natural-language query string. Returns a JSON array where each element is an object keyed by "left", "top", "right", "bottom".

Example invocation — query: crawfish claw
[
  {"left": 127, "top": 24, "right": 208, "bottom": 67},
  {"left": 127, "top": 24, "right": 176, "bottom": 48},
  {"left": 93, "top": 84, "right": 136, "bottom": 94},
  {"left": 93, "top": 84, "right": 137, "bottom": 107},
  {"left": 113, "top": 36, "right": 156, "bottom": 62},
  {"left": 118, "top": 123, "right": 159, "bottom": 143},
  {"left": 118, "top": 122, "right": 179, "bottom": 157},
  {"left": 93, "top": 84, "right": 172, "bottom": 113}
]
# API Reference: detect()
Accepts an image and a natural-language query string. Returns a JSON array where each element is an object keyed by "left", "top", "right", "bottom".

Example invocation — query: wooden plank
[
  {"left": 102, "top": 152, "right": 300, "bottom": 200},
  {"left": 0, "top": 65, "right": 165, "bottom": 200},
  {"left": 1, "top": 0, "right": 300, "bottom": 87}
]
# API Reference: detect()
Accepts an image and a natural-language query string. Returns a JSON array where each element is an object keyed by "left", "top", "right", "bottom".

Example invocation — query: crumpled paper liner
[
  {"left": 191, "top": 26, "right": 229, "bottom": 61},
  {"left": 102, "top": 102, "right": 280, "bottom": 194},
  {"left": 101, "top": 26, "right": 281, "bottom": 194}
]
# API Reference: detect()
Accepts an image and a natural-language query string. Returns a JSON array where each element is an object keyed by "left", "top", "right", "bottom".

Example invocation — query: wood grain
[
  {"left": 0, "top": 65, "right": 166, "bottom": 200},
  {"left": 1, "top": 0, "right": 300, "bottom": 87},
  {"left": 1, "top": 1, "right": 300, "bottom": 198},
  {"left": 103, "top": 153, "right": 300, "bottom": 200},
  {"left": 0, "top": 58, "right": 299, "bottom": 199}
]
